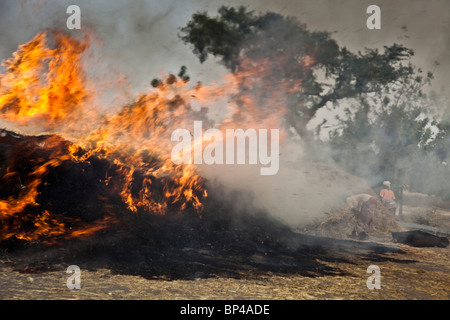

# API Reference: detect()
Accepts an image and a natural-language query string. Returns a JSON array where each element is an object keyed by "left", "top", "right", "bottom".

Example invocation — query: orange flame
[
  {"left": 0, "top": 29, "right": 297, "bottom": 244},
  {"left": 0, "top": 31, "right": 90, "bottom": 128}
]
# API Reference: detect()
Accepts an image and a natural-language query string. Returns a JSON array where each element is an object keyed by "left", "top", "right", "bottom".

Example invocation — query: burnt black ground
[{"left": 1, "top": 203, "right": 408, "bottom": 281}]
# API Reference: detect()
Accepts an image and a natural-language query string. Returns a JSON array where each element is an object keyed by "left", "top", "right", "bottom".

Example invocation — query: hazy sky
[{"left": 1, "top": 0, "right": 449, "bottom": 102}]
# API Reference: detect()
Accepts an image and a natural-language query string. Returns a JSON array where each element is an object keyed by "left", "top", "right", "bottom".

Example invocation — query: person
[
  {"left": 380, "top": 181, "right": 396, "bottom": 216},
  {"left": 346, "top": 194, "right": 378, "bottom": 240}
]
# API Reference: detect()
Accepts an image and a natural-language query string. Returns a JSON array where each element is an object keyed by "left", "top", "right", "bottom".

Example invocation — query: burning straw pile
[
  {"left": 0, "top": 31, "right": 216, "bottom": 246},
  {"left": 0, "top": 129, "right": 206, "bottom": 246}
]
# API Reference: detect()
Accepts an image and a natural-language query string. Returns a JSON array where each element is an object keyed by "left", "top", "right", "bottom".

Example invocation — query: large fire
[
  {"left": 0, "top": 30, "right": 291, "bottom": 245},
  {"left": 0, "top": 31, "right": 210, "bottom": 245}
]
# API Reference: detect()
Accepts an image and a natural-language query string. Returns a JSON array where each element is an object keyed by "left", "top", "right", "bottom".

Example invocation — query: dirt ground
[
  {"left": 0, "top": 241, "right": 448, "bottom": 300},
  {"left": 1, "top": 227, "right": 449, "bottom": 300}
]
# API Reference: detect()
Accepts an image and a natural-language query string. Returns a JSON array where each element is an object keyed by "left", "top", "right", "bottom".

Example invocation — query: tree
[
  {"left": 180, "top": 6, "right": 415, "bottom": 138},
  {"left": 327, "top": 65, "right": 450, "bottom": 201}
]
